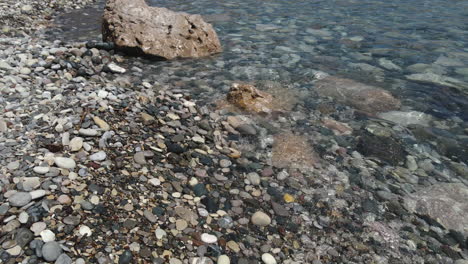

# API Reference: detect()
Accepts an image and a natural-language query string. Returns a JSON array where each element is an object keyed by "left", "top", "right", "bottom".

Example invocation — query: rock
[
  {"left": 0, "top": 61, "right": 12, "bottom": 70},
  {"left": 227, "top": 83, "right": 274, "bottom": 114},
  {"left": 247, "top": 172, "right": 261, "bottom": 185},
  {"left": 57, "top": 195, "right": 72, "bottom": 204},
  {"left": 30, "top": 190, "right": 46, "bottom": 199},
  {"left": 378, "top": 58, "right": 402, "bottom": 71},
  {"left": 406, "top": 72, "right": 468, "bottom": 91},
  {"left": 92, "top": 116, "right": 111, "bottom": 131},
  {"left": 55, "top": 253, "right": 72, "bottom": 264},
  {"left": 176, "top": 219, "right": 188, "bottom": 230},
  {"left": 40, "top": 230, "right": 56, "bottom": 242},
  {"left": 377, "top": 111, "right": 432, "bottom": 126},
  {"left": 356, "top": 130, "right": 405, "bottom": 166},
  {"left": 201, "top": 233, "right": 217, "bottom": 244},
  {"left": 321, "top": 118, "right": 352, "bottom": 135},
  {"left": 272, "top": 133, "right": 319, "bottom": 169},
  {"left": 79, "top": 128, "right": 99, "bottom": 136},
  {"left": 6, "top": 245, "right": 21, "bottom": 256},
  {"left": 217, "top": 255, "right": 230, "bottom": 264},
  {"left": 79, "top": 225, "right": 92, "bottom": 237},
  {"left": 89, "top": 151, "right": 107, "bottom": 161},
  {"left": 18, "top": 211, "right": 29, "bottom": 223},
  {"left": 54, "top": 157, "right": 76, "bottom": 169},
  {"left": 103, "top": 63, "right": 126, "bottom": 74},
  {"left": 251, "top": 211, "right": 271, "bottom": 227},
  {"left": 118, "top": 250, "right": 133, "bottom": 264},
  {"left": 261, "top": 253, "right": 277, "bottom": 264},
  {"left": 42, "top": 241, "right": 63, "bottom": 262},
  {"left": 134, "top": 152, "right": 147, "bottom": 164},
  {"left": 22, "top": 177, "right": 40, "bottom": 191},
  {"left": 21, "top": 5, "right": 33, "bottom": 12},
  {"left": 314, "top": 76, "right": 401, "bottom": 113},
  {"left": 403, "top": 183, "right": 468, "bottom": 235},
  {"left": 102, "top": 0, "right": 222, "bottom": 59},
  {"left": 8, "top": 192, "right": 32, "bottom": 207},
  {"left": 33, "top": 166, "right": 50, "bottom": 174},
  {"left": 69, "top": 137, "right": 84, "bottom": 151},
  {"left": 141, "top": 112, "right": 155, "bottom": 124}
]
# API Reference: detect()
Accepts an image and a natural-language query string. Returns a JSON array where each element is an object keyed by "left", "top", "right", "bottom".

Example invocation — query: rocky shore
[{"left": 1, "top": 0, "right": 468, "bottom": 264}]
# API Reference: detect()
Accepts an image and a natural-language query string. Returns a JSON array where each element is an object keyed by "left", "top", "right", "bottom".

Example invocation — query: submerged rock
[
  {"left": 227, "top": 83, "right": 274, "bottom": 114},
  {"left": 403, "top": 183, "right": 468, "bottom": 235},
  {"left": 102, "top": 0, "right": 222, "bottom": 59},
  {"left": 406, "top": 72, "right": 468, "bottom": 91},
  {"left": 377, "top": 111, "right": 433, "bottom": 126},
  {"left": 314, "top": 76, "right": 401, "bottom": 113}
]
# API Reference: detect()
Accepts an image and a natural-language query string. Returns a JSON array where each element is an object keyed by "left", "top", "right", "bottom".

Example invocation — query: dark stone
[
  {"left": 118, "top": 250, "right": 133, "bottom": 264},
  {"left": 86, "top": 41, "right": 115, "bottom": 50},
  {"left": 167, "top": 143, "right": 185, "bottom": 154},
  {"left": 362, "top": 199, "right": 379, "bottom": 214},
  {"left": 356, "top": 132, "right": 406, "bottom": 165},
  {"left": 152, "top": 207, "right": 165, "bottom": 216},
  {"left": 202, "top": 197, "right": 218, "bottom": 213},
  {"left": 193, "top": 183, "right": 208, "bottom": 197},
  {"left": 15, "top": 228, "right": 34, "bottom": 247}
]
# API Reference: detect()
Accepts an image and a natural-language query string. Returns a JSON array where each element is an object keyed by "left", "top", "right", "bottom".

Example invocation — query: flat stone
[
  {"left": 40, "top": 230, "right": 56, "bottom": 242},
  {"left": 33, "top": 166, "right": 50, "bottom": 174},
  {"left": 30, "top": 190, "right": 46, "bottom": 199},
  {"left": 261, "top": 253, "right": 277, "bottom": 264},
  {"left": 403, "top": 183, "right": 468, "bottom": 235},
  {"left": 134, "top": 152, "right": 147, "bottom": 164},
  {"left": 103, "top": 63, "right": 126, "bottom": 74},
  {"left": 57, "top": 195, "right": 72, "bottom": 204},
  {"left": 8, "top": 192, "right": 32, "bottom": 207},
  {"left": 42, "top": 241, "right": 63, "bottom": 262},
  {"left": 31, "top": 222, "right": 47, "bottom": 235},
  {"left": 176, "top": 219, "right": 188, "bottom": 231},
  {"left": 251, "top": 211, "right": 271, "bottom": 227},
  {"left": 55, "top": 253, "right": 73, "bottom": 264},
  {"left": 217, "top": 255, "right": 230, "bottom": 264},
  {"left": 89, "top": 151, "right": 107, "bottom": 161},
  {"left": 79, "top": 225, "right": 92, "bottom": 237},
  {"left": 6, "top": 245, "right": 21, "bottom": 256},
  {"left": 69, "top": 137, "right": 84, "bottom": 152},
  {"left": 93, "top": 116, "right": 111, "bottom": 131},
  {"left": 22, "top": 177, "right": 40, "bottom": 191},
  {"left": 54, "top": 157, "right": 76, "bottom": 169},
  {"left": 201, "top": 233, "right": 217, "bottom": 244},
  {"left": 79, "top": 128, "right": 99, "bottom": 136},
  {"left": 18, "top": 211, "right": 29, "bottom": 223}
]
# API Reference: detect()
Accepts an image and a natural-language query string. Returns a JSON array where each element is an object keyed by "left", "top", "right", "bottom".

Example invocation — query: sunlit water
[{"left": 50, "top": 0, "right": 468, "bottom": 126}]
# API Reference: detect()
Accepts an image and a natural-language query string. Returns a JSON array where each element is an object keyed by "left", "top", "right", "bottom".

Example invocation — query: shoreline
[{"left": 1, "top": 0, "right": 468, "bottom": 263}]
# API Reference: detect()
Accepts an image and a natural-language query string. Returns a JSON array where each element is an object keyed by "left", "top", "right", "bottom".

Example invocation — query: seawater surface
[{"left": 52, "top": 0, "right": 468, "bottom": 118}]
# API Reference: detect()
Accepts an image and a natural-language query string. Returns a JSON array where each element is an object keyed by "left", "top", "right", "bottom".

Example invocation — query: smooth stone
[
  {"left": 33, "top": 166, "right": 50, "bottom": 174},
  {"left": 118, "top": 250, "right": 133, "bottom": 264},
  {"left": 55, "top": 253, "right": 72, "bottom": 264},
  {"left": 134, "top": 152, "right": 147, "bottom": 164},
  {"left": 148, "top": 178, "right": 161, "bottom": 186},
  {"left": 6, "top": 245, "right": 21, "bottom": 256},
  {"left": 217, "top": 255, "right": 230, "bottom": 264},
  {"left": 261, "top": 253, "right": 277, "bottom": 264},
  {"left": 104, "top": 63, "right": 127, "bottom": 74},
  {"left": 377, "top": 111, "right": 432, "bottom": 126},
  {"left": 20, "top": 67, "right": 31, "bottom": 74},
  {"left": 18, "top": 211, "right": 29, "bottom": 223},
  {"left": 89, "top": 151, "right": 107, "bottom": 161},
  {"left": 8, "top": 192, "right": 32, "bottom": 207},
  {"left": 42, "top": 241, "right": 63, "bottom": 262},
  {"left": 251, "top": 211, "right": 271, "bottom": 227},
  {"left": 69, "top": 137, "right": 84, "bottom": 151},
  {"left": 176, "top": 219, "right": 188, "bottom": 230},
  {"left": 57, "top": 195, "right": 72, "bottom": 204},
  {"left": 30, "top": 190, "right": 46, "bottom": 200},
  {"left": 92, "top": 116, "right": 111, "bottom": 131},
  {"left": 40, "top": 230, "right": 56, "bottom": 242},
  {"left": 31, "top": 222, "right": 47, "bottom": 235},
  {"left": 155, "top": 228, "right": 167, "bottom": 239},
  {"left": 79, "top": 128, "right": 99, "bottom": 136},
  {"left": 22, "top": 177, "right": 40, "bottom": 191},
  {"left": 54, "top": 157, "right": 76, "bottom": 169},
  {"left": 16, "top": 228, "right": 34, "bottom": 247},
  {"left": 201, "top": 233, "right": 218, "bottom": 244},
  {"left": 247, "top": 172, "right": 261, "bottom": 185}
]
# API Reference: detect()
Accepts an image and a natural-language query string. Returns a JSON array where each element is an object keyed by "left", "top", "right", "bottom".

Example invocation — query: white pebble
[
  {"left": 79, "top": 225, "right": 92, "bottom": 237},
  {"left": 40, "top": 229, "right": 56, "bottom": 242},
  {"left": 201, "top": 233, "right": 218, "bottom": 244},
  {"left": 261, "top": 253, "right": 277, "bottom": 264}
]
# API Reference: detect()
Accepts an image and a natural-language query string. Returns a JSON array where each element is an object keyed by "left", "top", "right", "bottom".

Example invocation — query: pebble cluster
[{"left": 1, "top": 0, "right": 468, "bottom": 264}]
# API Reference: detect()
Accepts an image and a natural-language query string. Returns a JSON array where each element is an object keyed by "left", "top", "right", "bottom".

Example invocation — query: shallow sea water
[{"left": 51, "top": 0, "right": 468, "bottom": 119}]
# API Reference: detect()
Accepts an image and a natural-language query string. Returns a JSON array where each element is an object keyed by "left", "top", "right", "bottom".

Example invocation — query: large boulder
[
  {"left": 403, "top": 183, "right": 468, "bottom": 235},
  {"left": 102, "top": 0, "right": 222, "bottom": 59},
  {"left": 314, "top": 76, "right": 401, "bottom": 113}
]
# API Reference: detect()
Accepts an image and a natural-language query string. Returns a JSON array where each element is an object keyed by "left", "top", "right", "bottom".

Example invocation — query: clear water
[{"left": 51, "top": 0, "right": 468, "bottom": 120}]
